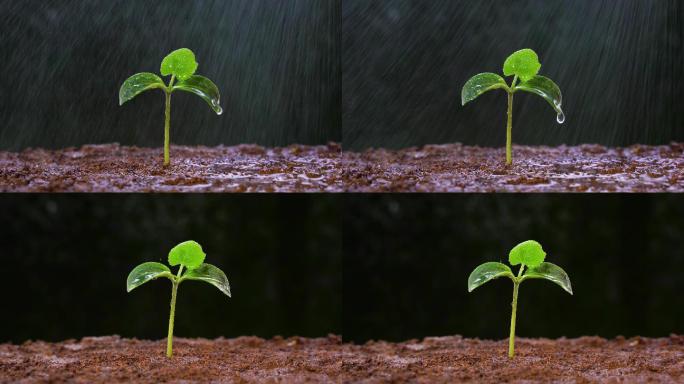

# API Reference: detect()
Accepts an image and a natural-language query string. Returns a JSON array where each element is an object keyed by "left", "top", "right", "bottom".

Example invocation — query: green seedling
[
  {"left": 126, "top": 240, "right": 231, "bottom": 357},
  {"left": 461, "top": 48, "right": 564, "bottom": 165},
  {"left": 119, "top": 48, "right": 223, "bottom": 166},
  {"left": 467, "top": 240, "right": 572, "bottom": 358}
]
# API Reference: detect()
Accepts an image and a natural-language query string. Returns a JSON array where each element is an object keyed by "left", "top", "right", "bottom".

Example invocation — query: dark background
[
  {"left": 0, "top": 0, "right": 340, "bottom": 151},
  {"left": 0, "top": 195, "right": 341, "bottom": 343},
  {"left": 343, "top": 195, "right": 684, "bottom": 343},
  {"left": 343, "top": 0, "right": 683, "bottom": 150}
]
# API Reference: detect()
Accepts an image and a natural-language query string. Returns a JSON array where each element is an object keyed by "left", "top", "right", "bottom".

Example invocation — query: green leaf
[
  {"left": 172, "top": 75, "right": 223, "bottom": 115},
  {"left": 467, "top": 262, "right": 515, "bottom": 292},
  {"left": 182, "top": 263, "right": 231, "bottom": 297},
  {"left": 522, "top": 262, "right": 573, "bottom": 295},
  {"left": 509, "top": 240, "right": 546, "bottom": 268},
  {"left": 160, "top": 48, "right": 198, "bottom": 81},
  {"left": 461, "top": 73, "right": 509, "bottom": 106},
  {"left": 126, "top": 262, "right": 173, "bottom": 292},
  {"left": 119, "top": 73, "right": 166, "bottom": 106},
  {"left": 168, "top": 240, "right": 206, "bottom": 269},
  {"left": 514, "top": 75, "right": 564, "bottom": 118},
  {"left": 503, "top": 48, "right": 541, "bottom": 82}
]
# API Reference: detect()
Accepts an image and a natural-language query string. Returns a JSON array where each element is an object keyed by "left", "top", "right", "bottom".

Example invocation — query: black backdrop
[
  {"left": 343, "top": 0, "right": 684, "bottom": 150},
  {"left": 0, "top": 0, "right": 340, "bottom": 150},
  {"left": 2, "top": 194, "right": 684, "bottom": 343},
  {"left": 0, "top": 195, "right": 341, "bottom": 343},
  {"left": 343, "top": 195, "right": 684, "bottom": 343}
]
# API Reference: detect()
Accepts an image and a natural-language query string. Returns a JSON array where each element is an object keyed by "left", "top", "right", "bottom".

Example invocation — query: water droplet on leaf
[
  {"left": 556, "top": 112, "right": 565, "bottom": 124},
  {"left": 211, "top": 99, "right": 223, "bottom": 115}
]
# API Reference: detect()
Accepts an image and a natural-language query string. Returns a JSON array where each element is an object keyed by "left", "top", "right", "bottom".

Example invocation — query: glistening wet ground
[
  {"left": 341, "top": 143, "right": 684, "bottom": 192},
  {"left": 0, "top": 143, "right": 342, "bottom": 192},
  {"left": 1, "top": 143, "right": 682, "bottom": 192}
]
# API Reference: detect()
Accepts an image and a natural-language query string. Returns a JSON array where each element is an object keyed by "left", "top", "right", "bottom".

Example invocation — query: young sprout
[
  {"left": 467, "top": 240, "right": 572, "bottom": 358},
  {"left": 126, "top": 240, "right": 231, "bottom": 357},
  {"left": 461, "top": 49, "right": 564, "bottom": 165},
  {"left": 119, "top": 48, "right": 223, "bottom": 166}
]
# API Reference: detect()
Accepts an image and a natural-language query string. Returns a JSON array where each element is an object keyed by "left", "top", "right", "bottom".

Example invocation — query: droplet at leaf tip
[
  {"left": 172, "top": 75, "right": 222, "bottom": 114},
  {"left": 514, "top": 75, "right": 564, "bottom": 122},
  {"left": 556, "top": 111, "right": 565, "bottom": 124}
]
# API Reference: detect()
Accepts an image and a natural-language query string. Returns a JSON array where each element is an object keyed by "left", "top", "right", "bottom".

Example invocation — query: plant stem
[
  {"left": 506, "top": 92, "right": 513, "bottom": 166},
  {"left": 163, "top": 76, "right": 175, "bottom": 167},
  {"left": 505, "top": 76, "right": 518, "bottom": 166},
  {"left": 509, "top": 264, "right": 525, "bottom": 358},
  {"left": 164, "top": 93, "right": 171, "bottom": 166},
  {"left": 508, "top": 281, "right": 519, "bottom": 358},
  {"left": 166, "top": 265, "right": 183, "bottom": 358}
]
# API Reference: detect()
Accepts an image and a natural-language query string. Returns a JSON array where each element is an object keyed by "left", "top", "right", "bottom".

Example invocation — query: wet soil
[
  {"left": 1, "top": 335, "right": 683, "bottom": 383},
  {"left": 1, "top": 143, "right": 682, "bottom": 192},
  {"left": 0, "top": 143, "right": 342, "bottom": 192},
  {"left": 341, "top": 143, "right": 684, "bottom": 192}
]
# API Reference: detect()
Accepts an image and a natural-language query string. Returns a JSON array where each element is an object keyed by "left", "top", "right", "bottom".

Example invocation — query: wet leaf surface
[
  {"left": 523, "top": 262, "right": 573, "bottom": 295},
  {"left": 461, "top": 73, "right": 508, "bottom": 105},
  {"left": 467, "top": 262, "right": 513, "bottom": 292},
  {"left": 172, "top": 75, "right": 223, "bottom": 115},
  {"left": 182, "top": 263, "right": 231, "bottom": 297},
  {"left": 126, "top": 262, "right": 172, "bottom": 292}
]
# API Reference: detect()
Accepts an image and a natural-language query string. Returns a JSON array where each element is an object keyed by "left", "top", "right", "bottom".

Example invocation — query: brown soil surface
[
  {"left": 341, "top": 143, "right": 684, "bottom": 192},
  {"left": 1, "top": 143, "right": 683, "bottom": 192},
  {"left": 1, "top": 335, "right": 683, "bottom": 383},
  {"left": 0, "top": 143, "right": 342, "bottom": 192}
]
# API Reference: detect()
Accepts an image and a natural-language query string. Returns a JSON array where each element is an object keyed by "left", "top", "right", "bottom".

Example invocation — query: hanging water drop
[
  {"left": 212, "top": 100, "right": 223, "bottom": 115},
  {"left": 556, "top": 111, "right": 565, "bottom": 124}
]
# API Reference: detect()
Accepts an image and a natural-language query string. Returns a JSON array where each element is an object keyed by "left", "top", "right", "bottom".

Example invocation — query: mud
[
  {"left": 341, "top": 143, "right": 684, "bottom": 192},
  {"left": 0, "top": 143, "right": 342, "bottom": 192},
  {"left": 1, "top": 335, "right": 683, "bottom": 383},
  {"left": 1, "top": 143, "right": 682, "bottom": 192}
]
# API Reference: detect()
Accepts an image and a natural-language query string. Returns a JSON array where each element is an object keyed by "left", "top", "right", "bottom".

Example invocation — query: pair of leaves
[
  {"left": 467, "top": 261, "right": 573, "bottom": 294},
  {"left": 126, "top": 240, "right": 231, "bottom": 297},
  {"left": 467, "top": 240, "right": 572, "bottom": 294},
  {"left": 127, "top": 262, "right": 232, "bottom": 297},
  {"left": 461, "top": 48, "right": 563, "bottom": 118},
  {"left": 119, "top": 48, "right": 223, "bottom": 115}
]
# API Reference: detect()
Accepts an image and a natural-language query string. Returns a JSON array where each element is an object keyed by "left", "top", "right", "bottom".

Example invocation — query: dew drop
[
  {"left": 556, "top": 111, "right": 565, "bottom": 124},
  {"left": 211, "top": 100, "right": 223, "bottom": 115}
]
